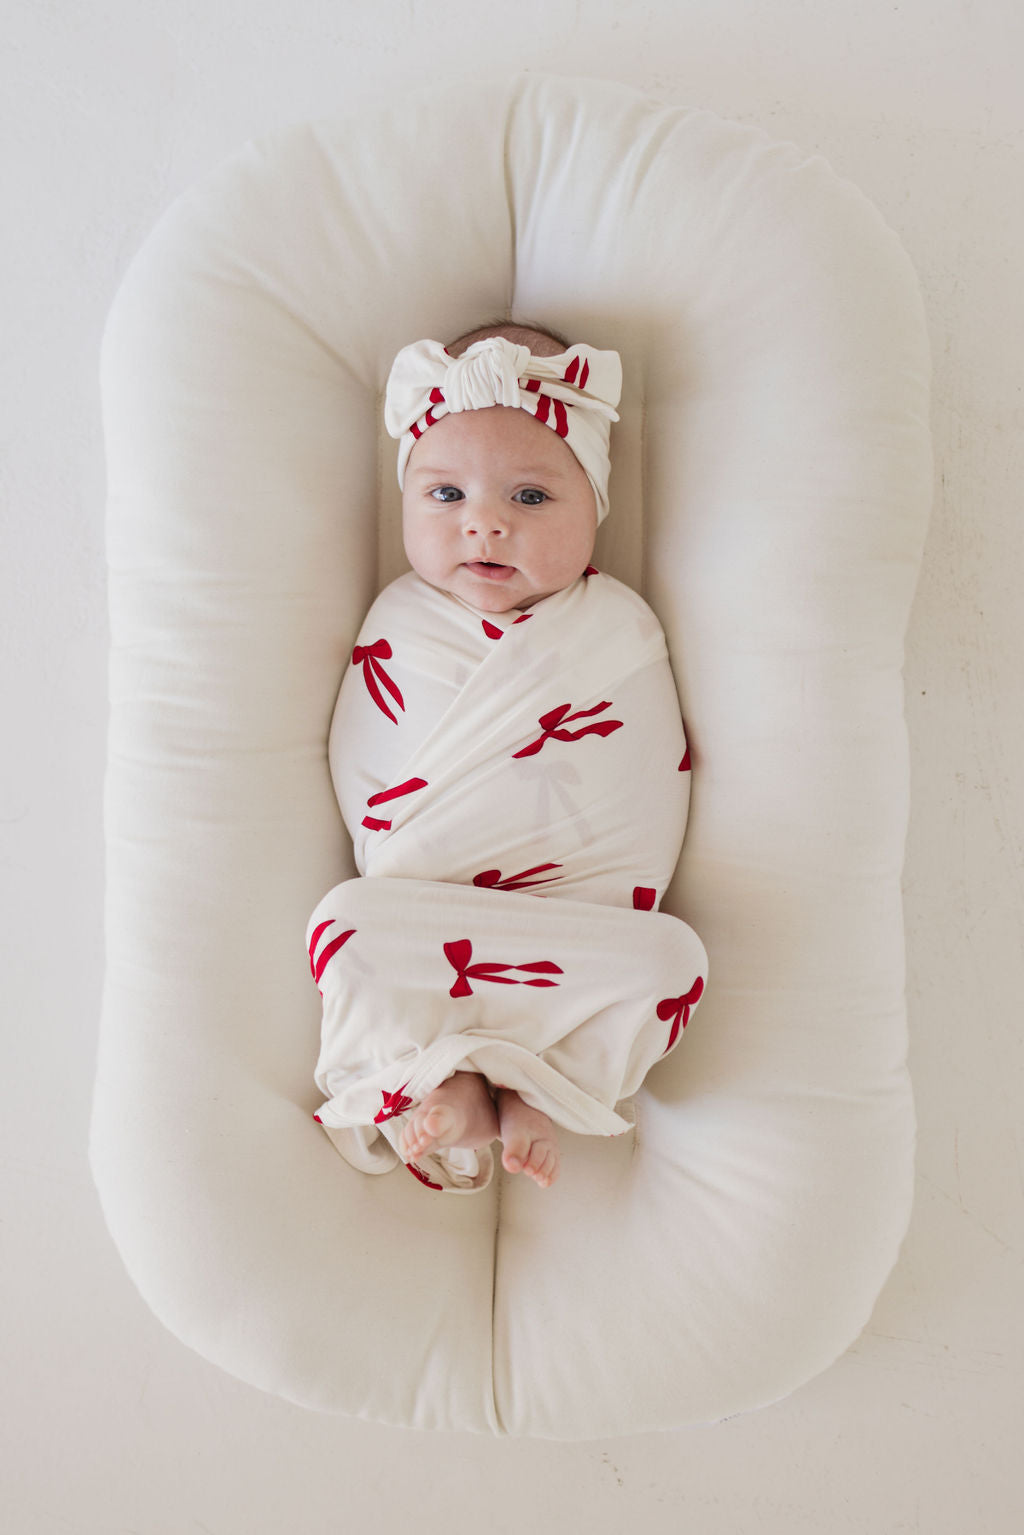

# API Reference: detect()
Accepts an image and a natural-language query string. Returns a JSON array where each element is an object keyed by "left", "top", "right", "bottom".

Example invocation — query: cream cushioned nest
[{"left": 92, "top": 75, "right": 931, "bottom": 1438}]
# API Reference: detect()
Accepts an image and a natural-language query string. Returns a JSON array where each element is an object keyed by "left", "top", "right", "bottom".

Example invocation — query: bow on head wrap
[{"left": 384, "top": 337, "right": 623, "bottom": 523}]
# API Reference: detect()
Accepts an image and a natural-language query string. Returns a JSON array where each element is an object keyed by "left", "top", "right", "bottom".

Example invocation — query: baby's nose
[{"left": 463, "top": 502, "right": 509, "bottom": 536}]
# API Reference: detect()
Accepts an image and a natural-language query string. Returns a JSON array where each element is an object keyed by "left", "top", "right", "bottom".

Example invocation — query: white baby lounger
[{"left": 92, "top": 75, "right": 932, "bottom": 1437}]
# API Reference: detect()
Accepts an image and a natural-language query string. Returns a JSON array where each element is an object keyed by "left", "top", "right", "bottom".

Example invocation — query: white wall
[{"left": 3, "top": 2, "right": 1021, "bottom": 1530}]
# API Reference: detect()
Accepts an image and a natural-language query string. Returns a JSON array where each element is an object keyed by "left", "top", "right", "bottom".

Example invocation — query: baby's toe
[
  {"left": 423, "top": 1104, "right": 456, "bottom": 1145},
  {"left": 526, "top": 1142, "right": 558, "bottom": 1186},
  {"left": 400, "top": 1115, "right": 428, "bottom": 1159},
  {"left": 502, "top": 1136, "right": 528, "bottom": 1174}
]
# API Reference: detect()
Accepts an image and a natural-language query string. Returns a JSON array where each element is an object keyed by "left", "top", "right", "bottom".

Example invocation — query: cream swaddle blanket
[{"left": 308, "top": 565, "right": 708, "bottom": 1192}]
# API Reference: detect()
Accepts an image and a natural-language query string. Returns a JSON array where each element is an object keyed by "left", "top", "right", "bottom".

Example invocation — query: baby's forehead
[{"left": 405, "top": 405, "right": 583, "bottom": 476}]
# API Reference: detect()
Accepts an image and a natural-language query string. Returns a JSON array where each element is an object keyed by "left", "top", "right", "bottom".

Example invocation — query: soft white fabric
[
  {"left": 386, "top": 337, "right": 622, "bottom": 522},
  {"left": 308, "top": 569, "right": 706, "bottom": 1191},
  {"left": 91, "top": 75, "right": 931, "bottom": 1437}
]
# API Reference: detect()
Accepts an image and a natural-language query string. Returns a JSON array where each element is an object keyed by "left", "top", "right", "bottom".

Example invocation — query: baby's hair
[{"left": 447, "top": 318, "right": 569, "bottom": 358}]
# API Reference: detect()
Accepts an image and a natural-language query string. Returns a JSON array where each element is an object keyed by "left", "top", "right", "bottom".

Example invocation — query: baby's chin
[{"left": 449, "top": 562, "right": 545, "bottom": 613}]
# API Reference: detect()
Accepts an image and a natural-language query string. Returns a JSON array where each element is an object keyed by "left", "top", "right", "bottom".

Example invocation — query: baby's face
[{"left": 402, "top": 407, "right": 598, "bottom": 613}]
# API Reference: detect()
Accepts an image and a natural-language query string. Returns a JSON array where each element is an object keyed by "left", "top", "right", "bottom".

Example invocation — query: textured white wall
[{"left": 2, "top": 2, "right": 1021, "bottom": 1531}]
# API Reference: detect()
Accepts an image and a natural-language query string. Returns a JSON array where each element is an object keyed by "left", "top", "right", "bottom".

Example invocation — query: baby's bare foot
[
  {"left": 399, "top": 1071, "right": 500, "bottom": 1162},
  {"left": 495, "top": 1088, "right": 560, "bottom": 1188}
]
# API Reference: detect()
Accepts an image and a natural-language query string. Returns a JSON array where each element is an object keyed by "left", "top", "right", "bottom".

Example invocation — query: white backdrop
[{"left": 2, "top": 2, "right": 1021, "bottom": 1531}]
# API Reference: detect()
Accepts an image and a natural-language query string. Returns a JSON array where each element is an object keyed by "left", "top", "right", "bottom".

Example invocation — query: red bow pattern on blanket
[
  {"left": 309, "top": 569, "right": 707, "bottom": 1192},
  {"left": 473, "top": 863, "right": 563, "bottom": 893},
  {"left": 512, "top": 700, "right": 623, "bottom": 759},
  {"left": 352, "top": 639, "right": 405, "bottom": 724},
  {"left": 443, "top": 938, "right": 563, "bottom": 998}
]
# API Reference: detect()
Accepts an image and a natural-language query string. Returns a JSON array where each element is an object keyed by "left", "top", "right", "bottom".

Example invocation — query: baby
[
  {"left": 395, "top": 321, "right": 599, "bottom": 1187},
  {"left": 309, "top": 321, "right": 707, "bottom": 1194}
]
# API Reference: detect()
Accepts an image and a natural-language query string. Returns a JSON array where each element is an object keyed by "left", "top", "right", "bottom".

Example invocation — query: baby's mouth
[{"left": 466, "top": 560, "right": 516, "bottom": 580}]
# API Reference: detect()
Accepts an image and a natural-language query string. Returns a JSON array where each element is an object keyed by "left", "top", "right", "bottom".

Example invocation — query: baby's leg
[
  {"left": 399, "top": 1070, "right": 500, "bottom": 1162},
  {"left": 495, "top": 1088, "right": 560, "bottom": 1188}
]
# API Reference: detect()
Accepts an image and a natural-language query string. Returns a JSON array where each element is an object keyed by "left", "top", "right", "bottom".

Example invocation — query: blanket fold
[{"left": 309, "top": 569, "right": 707, "bottom": 1192}]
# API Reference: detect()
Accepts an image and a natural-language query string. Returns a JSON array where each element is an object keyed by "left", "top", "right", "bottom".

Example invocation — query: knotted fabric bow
[{"left": 384, "top": 336, "right": 623, "bottom": 523}]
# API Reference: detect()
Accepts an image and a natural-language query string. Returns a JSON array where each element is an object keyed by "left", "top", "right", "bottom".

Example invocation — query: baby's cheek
[
  {"left": 403, "top": 517, "right": 445, "bottom": 578},
  {"left": 549, "top": 527, "right": 596, "bottom": 582}
]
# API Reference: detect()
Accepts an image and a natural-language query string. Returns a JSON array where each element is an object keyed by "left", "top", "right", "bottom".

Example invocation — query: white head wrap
[{"left": 384, "top": 336, "right": 622, "bottom": 523}]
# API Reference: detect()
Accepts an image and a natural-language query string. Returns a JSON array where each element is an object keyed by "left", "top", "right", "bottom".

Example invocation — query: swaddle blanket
[{"left": 307, "top": 567, "right": 708, "bottom": 1191}]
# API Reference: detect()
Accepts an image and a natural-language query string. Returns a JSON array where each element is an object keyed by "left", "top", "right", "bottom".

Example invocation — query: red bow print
[
  {"left": 657, "top": 976, "right": 705, "bottom": 1053},
  {"left": 513, "top": 700, "right": 623, "bottom": 759},
  {"left": 405, "top": 1162, "right": 445, "bottom": 1190},
  {"left": 562, "top": 354, "right": 590, "bottom": 390},
  {"left": 352, "top": 639, "right": 404, "bottom": 724},
  {"left": 374, "top": 1085, "right": 414, "bottom": 1123},
  {"left": 443, "top": 938, "right": 563, "bottom": 999},
  {"left": 361, "top": 776, "right": 428, "bottom": 831},
  {"left": 473, "top": 862, "right": 563, "bottom": 893},
  {"left": 308, "top": 919, "right": 356, "bottom": 990},
  {"left": 482, "top": 613, "right": 532, "bottom": 640},
  {"left": 524, "top": 380, "right": 571, "bottom": 438}
]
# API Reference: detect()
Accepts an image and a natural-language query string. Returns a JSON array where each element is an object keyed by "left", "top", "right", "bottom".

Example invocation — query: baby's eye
[
  {"left": 515, "top": 488, "right": 549, "bottom": 506},
  {"left": 430, "top": 486, "right": 464, "bottom": 503}
]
